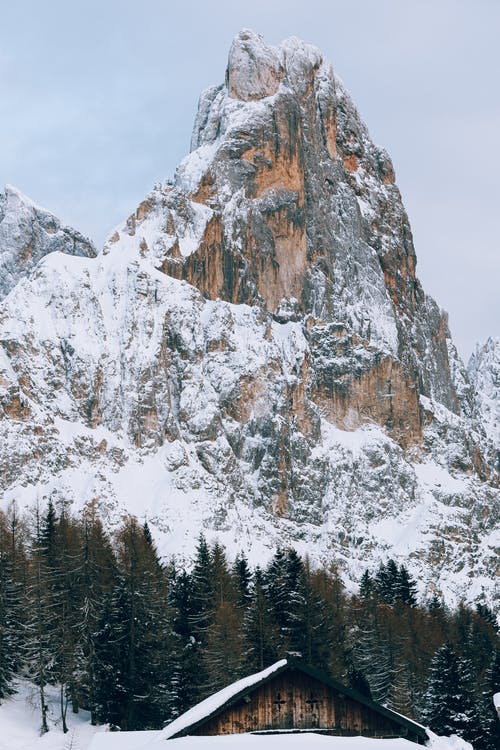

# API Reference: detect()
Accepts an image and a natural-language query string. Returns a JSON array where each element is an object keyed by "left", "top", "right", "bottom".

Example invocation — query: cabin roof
[{"left": 162, "top": 658, "right": 428, "bottom": 741}]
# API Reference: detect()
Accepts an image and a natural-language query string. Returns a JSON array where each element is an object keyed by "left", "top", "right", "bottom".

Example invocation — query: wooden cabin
[{"left": 163, "top": 657, "right": 428, "bottom": 743}]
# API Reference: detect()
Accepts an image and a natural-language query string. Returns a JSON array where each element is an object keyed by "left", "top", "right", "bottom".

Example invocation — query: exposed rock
[
  {"left": 0, "top": 185, "right": 96, "bottom": 299},
  {"left": 226, "top": 30, "right": 283, "bottom": 101},
  {"left": 469, "top": 337, "right": 500, "bottom": 462}
]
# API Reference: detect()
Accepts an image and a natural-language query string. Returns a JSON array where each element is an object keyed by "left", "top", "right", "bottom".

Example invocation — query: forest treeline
[{"left": 0, "top": 500, "right": 498, "bottom": 748}]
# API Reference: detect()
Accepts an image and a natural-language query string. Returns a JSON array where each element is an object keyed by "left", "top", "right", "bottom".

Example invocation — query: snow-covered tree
[{"left": 422, "top": 642, "right": 478, "bottom": 740}]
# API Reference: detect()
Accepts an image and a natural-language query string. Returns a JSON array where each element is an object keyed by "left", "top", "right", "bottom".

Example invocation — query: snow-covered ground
[
  {"left": 90, "top": 732, "right": 473, "bottom": 750},
  {"left": 0, "top": 680, "right": 105, "bottom": 750}
]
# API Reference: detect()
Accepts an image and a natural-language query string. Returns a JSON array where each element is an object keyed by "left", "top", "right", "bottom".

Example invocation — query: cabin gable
[{"left": 173, "top": 663, "right": 426, "bottom": 743}]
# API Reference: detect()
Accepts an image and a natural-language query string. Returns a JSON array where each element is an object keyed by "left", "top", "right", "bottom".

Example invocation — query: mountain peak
[
  {"left": 226, "top": 29, "right": 283, "bottom": 101},
  {"left": 0, "top": 184, "right": 96, "bottom": 300}
]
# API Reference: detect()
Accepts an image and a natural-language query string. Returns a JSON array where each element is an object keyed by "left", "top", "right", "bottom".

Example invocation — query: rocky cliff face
[
  {"left": 0, "top": 31, "right": 498, "bottom": 607},
  {"left": 0, "top": 185, "right": 96, "bottom": 300},
  {"left": 469, "top": 338, "right": 500, "bottom": 461}
]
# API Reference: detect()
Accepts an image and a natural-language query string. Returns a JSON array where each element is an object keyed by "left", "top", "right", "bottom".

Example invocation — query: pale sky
[{"left": 1, "top": 0, "right": 499, "bottom": 358}]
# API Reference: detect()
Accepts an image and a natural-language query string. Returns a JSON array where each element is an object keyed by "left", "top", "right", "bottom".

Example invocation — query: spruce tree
[
  {"left": 475, "top": 649, "right": 500, "bottom": 750},
  {"left": 374, "top": 560, "right": 399, "bottom": 605},
  {"left": 395, "top": 565, "right": 418, "bottom": 607},
  {"left": 300, "top": 561, "right": 337, "bottom": 669},
  {"left": 24, "top": 502, "right": 53, "bottom": 734},
  {"left": 203, "top": 600, "right": 244, "bottom": 692},
  {"left": 168, "top": 569, "right": 205, "bottom": 716},
  {"left": 351, "top": 594, "right": 394, "bottom": 704},
  {"left": 190, "top": 534, "right": 215, "bottom": 640},
  {"left": 359, "top": 570, "right": 375, "bottom": 601},
  {"left": 0, "top": 512, "right": 19, "bottom": 700},
  {"left": 243, "top": 566, "right": 280, "bottom": 671},
  {"left": 423, "top": 642, "right": 477, "bottom": 739},
  {"left": 110, "top": 516, "right": 172, "bottom": 729},
  {"left": 232, "top": 553, "right": 252, "bottom": 608},
  {"left": 52, "top": 506, "right": 83, "bottom": 730},
  {"left": 264, "top": 548, "right": 306, "bottom": 656},
  {"left": 312, "top": 564, "right": 349, "bottom": 680},
  {"left": 75, "top": 503, "right": 118, "bottom": 724}
]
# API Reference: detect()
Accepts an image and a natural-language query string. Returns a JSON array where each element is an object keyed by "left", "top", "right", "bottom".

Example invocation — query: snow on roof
[{"left": 162, "top": 659, "right": 287, "bottom": 739}]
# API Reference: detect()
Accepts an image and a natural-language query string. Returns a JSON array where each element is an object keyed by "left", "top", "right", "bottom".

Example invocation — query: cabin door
[
  {"left": 305, "top": 691, "right": 321, "bottom": 728},
  {"left": 272, "top": 690, "right": 293, "bottom": 729}
]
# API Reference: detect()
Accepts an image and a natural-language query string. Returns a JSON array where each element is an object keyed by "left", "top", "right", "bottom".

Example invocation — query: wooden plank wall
[{"left": 191, "top": 671, "right": 416, "bottom": 739}]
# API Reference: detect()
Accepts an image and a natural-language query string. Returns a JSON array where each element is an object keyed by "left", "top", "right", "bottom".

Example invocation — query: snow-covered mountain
[
  {"left": 469, "top": 338, "right": 500, "bottom": 457},
  {"left": 0, "top": 30, "right": 498, "bottom": 607},
  {"left": 0, "top": 184, "right": 96, "bottom": 299}
]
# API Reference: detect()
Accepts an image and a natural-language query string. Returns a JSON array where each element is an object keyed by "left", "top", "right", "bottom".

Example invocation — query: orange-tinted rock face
[
  {"left": 306, "top": 324, "right": 422, "bottom": 446},
  {"left": 313, "top": 355, "right": 421, "bottom": 447}
]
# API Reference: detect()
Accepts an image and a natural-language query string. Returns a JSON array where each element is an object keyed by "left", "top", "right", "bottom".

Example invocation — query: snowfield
[{"left": 91, "top": 734, "right": 473, "bottom": 750}]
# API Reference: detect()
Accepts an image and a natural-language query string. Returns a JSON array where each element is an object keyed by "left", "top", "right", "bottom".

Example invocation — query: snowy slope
[{"left": 0, "top": 30, "right": 499, "bottom": 609}]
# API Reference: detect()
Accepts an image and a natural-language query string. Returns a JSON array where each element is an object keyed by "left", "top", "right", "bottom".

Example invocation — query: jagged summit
[
  {"left": 0, "top": 32, "right": 498, "bottom": 608},
  {"left": 224, "top": 30, "right": 329, "bottom": 103},
  {"left": 0, "top": 183, "right": 96, "bottom": 300},
  {"left": 226, "top": 29, "right": 283, "bottom": 101}
]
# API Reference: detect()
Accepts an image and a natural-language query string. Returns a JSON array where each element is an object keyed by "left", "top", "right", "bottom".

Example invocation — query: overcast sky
[{"left": 1, "top": 0, "right": 498, "bottom": 358}]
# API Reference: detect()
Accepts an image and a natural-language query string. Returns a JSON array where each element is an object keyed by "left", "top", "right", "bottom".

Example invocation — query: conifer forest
[{"left": 0, "top": 501, "right": 498, "bottom": 749}]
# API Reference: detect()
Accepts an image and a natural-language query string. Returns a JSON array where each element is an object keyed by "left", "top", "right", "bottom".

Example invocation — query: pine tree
[
  {"left": 243, "top": 567, "right": 280, "bottom": 671},
  {"left": 24, "top": 501, "right": 53, "bottom": 734},
  {"left": 395, "top": 565, "right": 418, "bottom": 607},
  {"left": 203, "top": 600, "right": 244, "bottom": 692},
  {"left": 264, "top": 548, "right": 306, "bottom": 656},
  {"left": 75, "top": 502, "right": 117, "bottom": 724},
  {"left": 190, "top": 534, "right": 215, "bottom": 641},
  {"left": 109, "top": 516, "right": 172, "bottom": 729},
  {"left": 359, "top": 570, "right": 375, "bottom": 601},
  {"left": 423, "top": 642, "right": 477, "bottom": 739},
  {"left": 0, "top": 512, "right": 20, "bottom": 700},
  {"left": 475, "top": 649, "right": 500, "bottom": 750},
  {"left": 168, "top": 568, "right": 205, "bottom": 717},
  {"left": 232, "top": 553, "right": 252, "bottom": 608}
]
